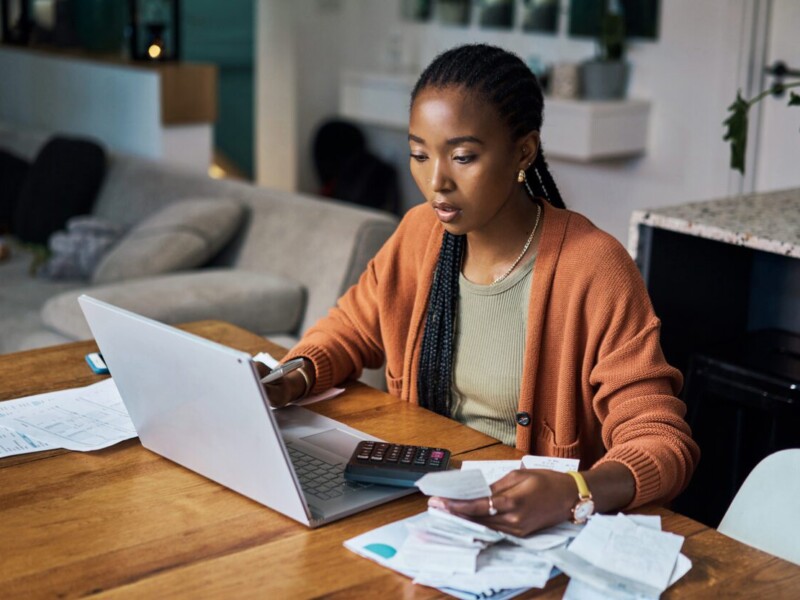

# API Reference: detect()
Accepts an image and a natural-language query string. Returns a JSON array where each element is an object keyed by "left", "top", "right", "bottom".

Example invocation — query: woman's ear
[{"left": 518, "top": 131, "right": 541, "bottom": 171}]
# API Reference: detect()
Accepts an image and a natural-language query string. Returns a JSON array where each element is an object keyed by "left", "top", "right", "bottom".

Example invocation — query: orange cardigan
[{"left": 287, "top": 201, "right": 699, "bottom": 507}]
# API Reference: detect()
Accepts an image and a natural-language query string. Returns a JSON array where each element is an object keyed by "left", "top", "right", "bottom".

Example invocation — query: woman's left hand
[{"left": 428, "top": 469, "right": 578, "bottom": 537}]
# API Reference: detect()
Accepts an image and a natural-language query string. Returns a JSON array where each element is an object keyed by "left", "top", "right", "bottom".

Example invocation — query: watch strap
[{"left": 566, "top": 470, "right": 591, "bottom": 499}]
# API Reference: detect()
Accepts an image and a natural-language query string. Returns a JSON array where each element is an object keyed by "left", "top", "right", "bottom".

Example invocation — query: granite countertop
[{"left": 629, "top": 188, "right": 800, "bottom": 259}]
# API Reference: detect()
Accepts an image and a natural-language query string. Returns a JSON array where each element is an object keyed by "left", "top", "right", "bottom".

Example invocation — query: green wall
[{"left": 182, "top": 0, "right": 255, "bottom": 178}]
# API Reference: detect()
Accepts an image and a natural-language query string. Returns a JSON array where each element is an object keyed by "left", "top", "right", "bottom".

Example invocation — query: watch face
[{"left": 573, "top": 499, "right": 595, "bottom": 523}]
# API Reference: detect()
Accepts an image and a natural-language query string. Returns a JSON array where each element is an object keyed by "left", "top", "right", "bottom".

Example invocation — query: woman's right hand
[{"left": 259, "top": 358, "right": 315, "bottom": 408}]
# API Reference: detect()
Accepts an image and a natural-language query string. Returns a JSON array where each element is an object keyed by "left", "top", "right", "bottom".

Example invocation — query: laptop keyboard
[{"left": 287, "top": 445, "right": 369, "bottom": 500}]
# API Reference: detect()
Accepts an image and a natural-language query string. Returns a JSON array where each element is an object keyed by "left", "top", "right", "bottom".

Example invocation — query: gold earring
[{"left": 517, "top": 169, "right": 526, "bottom": 183}]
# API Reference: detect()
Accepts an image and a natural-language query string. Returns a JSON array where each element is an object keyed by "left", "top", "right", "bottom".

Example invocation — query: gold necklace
[{"left": 491, "top": 203, "right": 542, "bottom": 285}]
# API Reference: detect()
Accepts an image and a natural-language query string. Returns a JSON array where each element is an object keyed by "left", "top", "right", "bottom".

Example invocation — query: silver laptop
[{"left": 78, "top": 295, "right": 414, "bottom": 527}]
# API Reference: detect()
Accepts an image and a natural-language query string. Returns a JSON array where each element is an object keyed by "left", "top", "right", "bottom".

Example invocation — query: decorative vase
[
  {"left": 549, "top": 63, "right": 581, "bottom": 99},
  {"left": 580, "top": 60, "right": 630, "bottom": 100}
]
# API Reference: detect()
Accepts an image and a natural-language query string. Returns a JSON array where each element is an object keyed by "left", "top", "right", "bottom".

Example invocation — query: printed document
[{"left": 0, "top": 379, "right": 136, "bottom": 456}]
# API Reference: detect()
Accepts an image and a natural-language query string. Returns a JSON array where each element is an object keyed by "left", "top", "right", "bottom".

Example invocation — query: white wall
[
  {"left": 0, "top": 46, "right": 213, "bottom": 171},
  {"left": 754, "top": 0, "right": 800, "bottom": 192},
  {"left": 255, "top": 0, "right": 298, "bottom": 190},
  {"left": 0, "top": 46, "right": 162, "bottom": 156},
  {"left": 260, "top": 0, "right": 753, "bottom": 244}
]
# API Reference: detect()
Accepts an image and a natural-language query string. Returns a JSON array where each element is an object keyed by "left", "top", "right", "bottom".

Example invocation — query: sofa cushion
[
  {"left": 92, "top": 198, "right": 244, "bottom": 284},
  {"left": 42, "top": 268, "right": 306, "bottom": 340},
  {"left": 13, "top": 136, "right": 107, "bottom": 244}
]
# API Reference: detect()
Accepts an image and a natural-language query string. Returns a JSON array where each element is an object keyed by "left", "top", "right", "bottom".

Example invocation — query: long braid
[
  {"left": 414, "top": 44, "right": 564, "bottom": 414},
  {"left": 418, "top": 232, "right": 464, "bottom": 415}
]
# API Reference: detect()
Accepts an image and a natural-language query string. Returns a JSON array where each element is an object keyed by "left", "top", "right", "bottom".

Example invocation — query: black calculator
[{"left": 343, "top": 441, "right": 451, "bottom": 487}]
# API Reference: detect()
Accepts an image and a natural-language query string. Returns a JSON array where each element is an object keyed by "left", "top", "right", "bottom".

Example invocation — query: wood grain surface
[{"left": 1, "top": 321, "right": 798, "bottom": 599}]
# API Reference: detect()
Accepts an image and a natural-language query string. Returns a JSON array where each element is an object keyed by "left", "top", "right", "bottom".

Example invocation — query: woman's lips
[{"left": 433, "top": 203, "right": 461, "bottom": 223}]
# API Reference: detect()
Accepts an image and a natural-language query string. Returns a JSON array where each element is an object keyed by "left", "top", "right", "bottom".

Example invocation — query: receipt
[
  {"left": 415, "top": 468, "right": 492, "bottom": 500},
  {"left": 551, "top": 514, "right": 684, "bottom": 598},
  {"left": 521, "top": 455, "right": 580, "bottom": 472},
  {"left": 460, "top": 460, "right": 522, "bottom": 484},
  {"left": 563, "top": 553, "right": 692, "bottom": 600}
]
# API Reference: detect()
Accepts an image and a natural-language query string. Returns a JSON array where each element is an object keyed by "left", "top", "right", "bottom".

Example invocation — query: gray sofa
[{"left": 0, "top": 127, "right": 399, "bottom": 360}]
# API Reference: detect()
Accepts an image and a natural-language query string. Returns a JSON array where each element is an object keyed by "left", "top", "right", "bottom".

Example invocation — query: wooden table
[{"left": 1, "top": 322, "right": 798, "bottom": 598}]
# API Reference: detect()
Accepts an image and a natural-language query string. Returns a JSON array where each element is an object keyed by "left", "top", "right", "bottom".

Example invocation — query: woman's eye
[
  {"left": 410, "top": 153, "right": 428, "bottom": 162},
  {"left": 453, "top": 154, "right": 476, "bottom": 164}
]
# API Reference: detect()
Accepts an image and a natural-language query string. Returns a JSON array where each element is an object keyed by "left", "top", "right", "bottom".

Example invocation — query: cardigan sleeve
[
  {"left": 586, "top": 241, "right": 700, "bottom": 508},
  {"left": 281, "top": 205, "right": 436, "bottom": 392},
  {"left": 284, "top": 253, "right": 388, "bottom": 393}
]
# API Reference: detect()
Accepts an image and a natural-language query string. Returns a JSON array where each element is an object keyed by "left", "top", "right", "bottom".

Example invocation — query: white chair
[{"left": 717, "top": 448, "right": 800, "bottom": 565}]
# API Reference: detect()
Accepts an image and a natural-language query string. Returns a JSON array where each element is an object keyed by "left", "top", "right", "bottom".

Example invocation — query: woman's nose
[{"left": 430, "top": 159, "right": 452, "bottom": 192}]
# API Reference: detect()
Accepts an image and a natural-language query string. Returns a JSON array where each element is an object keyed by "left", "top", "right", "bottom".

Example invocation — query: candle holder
[{"left": 129, "top": 0, "right": 179, "bottom": 61}]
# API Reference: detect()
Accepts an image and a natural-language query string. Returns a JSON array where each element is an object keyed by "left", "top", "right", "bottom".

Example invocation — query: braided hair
[{"left": 414, "top": 44, "right": 565, "bottom": 416}]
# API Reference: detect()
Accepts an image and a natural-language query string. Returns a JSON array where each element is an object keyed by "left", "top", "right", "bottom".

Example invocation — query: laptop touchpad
[{"left": 300, "top": 428, "right": 362, "bottom": 458}]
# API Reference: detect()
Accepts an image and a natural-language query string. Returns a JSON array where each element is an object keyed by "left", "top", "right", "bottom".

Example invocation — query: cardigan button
[{"left": 515, "top": 412, "right": 531, "bottom": 426}]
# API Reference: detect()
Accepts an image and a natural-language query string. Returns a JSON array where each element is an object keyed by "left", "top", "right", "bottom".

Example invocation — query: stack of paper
[
  {"left": 549, "top": 513, "right": 692, "bottom": 599},
  {"left": 398, "top": 509, "right": 560, "bottom": 594},
  {"left": 346, "top": 459, "right": 587, "bottom": 598},
  {"left": 346, "top": 459, "right": 693, "bottom": 598},
  {"left": 344, "top": 508, "right": 570, "bottom": 599}
]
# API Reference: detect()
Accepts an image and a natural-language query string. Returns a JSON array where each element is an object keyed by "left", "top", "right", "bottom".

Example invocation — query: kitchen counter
[
  {"left": 630, "top": 187, "right": 800, "bottom": 378},
  {"left": 629, "top": 187, "right": 800, "bottom": 260}
]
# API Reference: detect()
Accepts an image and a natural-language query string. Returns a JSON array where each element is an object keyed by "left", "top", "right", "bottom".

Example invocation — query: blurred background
[{"left": 1, "top": 0, "right": 798, "bottom": 243}]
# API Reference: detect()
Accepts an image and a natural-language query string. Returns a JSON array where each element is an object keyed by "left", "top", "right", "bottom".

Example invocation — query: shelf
[
  {"left": 338, "top": 70, "right": 650, "bottom": 161},
  {"left": 1, "top": 44, "right": 217, "bottom": 125},
  {"left": 0, "top": 45, "right": 216, "bottom": 170},
  {"left": 339, "top": 70, "right": 416, "bottom": 129},
  {"left": 544, "top": 97, "right": 650, "bottom": 161}
]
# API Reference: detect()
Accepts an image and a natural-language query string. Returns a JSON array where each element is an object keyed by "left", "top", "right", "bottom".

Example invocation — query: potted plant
[
  {"left": 723, "top": 79, "right": 800, "bottom": 174},
  {"left": 581, "top": 0, "right": 629, "bottom": 100}
]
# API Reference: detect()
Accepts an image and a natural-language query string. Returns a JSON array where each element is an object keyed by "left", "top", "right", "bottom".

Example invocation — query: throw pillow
[
  {"left": 38, "top": 216, "right": 125, "bottom": 280},
  {"left": 0, "top": 149, "right": 30, "bottom": 233},
  {"left": 13, "top": 136, "right": 107, "bottom": 244},
  {"left": 92, "top": 198, "right": 245, "bottom": 284}
]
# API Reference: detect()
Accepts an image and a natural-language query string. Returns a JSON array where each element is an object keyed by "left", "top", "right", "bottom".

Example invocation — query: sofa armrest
[{"left": 41, "top": 268, "right": 305, "bottom": 341}]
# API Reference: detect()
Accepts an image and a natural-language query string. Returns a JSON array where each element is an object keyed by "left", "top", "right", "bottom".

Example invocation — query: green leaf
[
  {"left": 789, "top": 91, "right": 800, "bottom": 106},
  {"left": 723, "top": 91, "right": 750, "bottom": 175}
]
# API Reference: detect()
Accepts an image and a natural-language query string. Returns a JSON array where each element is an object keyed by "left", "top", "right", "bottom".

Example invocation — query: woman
[{"left": 267, "top": 44, "right": 699, "bottom": 536}]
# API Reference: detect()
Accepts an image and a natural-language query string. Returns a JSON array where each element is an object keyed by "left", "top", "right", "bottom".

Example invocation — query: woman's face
[{"left": 408, "top": 85, "right": 537, "bottom": 236}]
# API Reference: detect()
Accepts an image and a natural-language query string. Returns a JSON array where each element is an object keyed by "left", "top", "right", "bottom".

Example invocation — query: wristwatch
[{"left": 566, "top": 471, "right": 595, "bottom": 524}]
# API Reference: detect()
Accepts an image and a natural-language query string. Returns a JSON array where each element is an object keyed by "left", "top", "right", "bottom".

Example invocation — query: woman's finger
[
  {"left": 489, "top": 469, "right": 529, "bottom": 494},
  {"left": 433, "top": 495, "right": 495, "bottom": 517}
]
